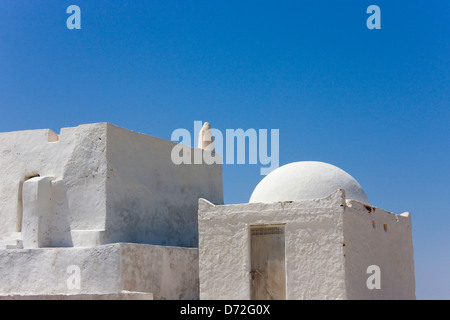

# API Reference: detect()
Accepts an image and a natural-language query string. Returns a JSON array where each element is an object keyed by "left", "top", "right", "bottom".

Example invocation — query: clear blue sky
[{"left": 1, "top": 1, "right": 449, "bottom": 299}]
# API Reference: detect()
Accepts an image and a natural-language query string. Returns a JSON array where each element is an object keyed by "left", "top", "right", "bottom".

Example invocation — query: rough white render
[
  {"left": 0, "top": 124, "right": 108, "bottom": 248},
  {"left": 0, "top": 123, "right": 223, "bottom": 249},
  {"left": 198, "top": 189, "right": 415, "bottom": 300},
  {"left": 105, "top": 124, "right": 223, "bottom": 247},
  {"left": 0, "top": 123, "right": 220, "bottom": 299},
  {"left": 249, "top": 161, "right": 370, "bottom": 205},
  {"left": 343, "top": 200, "right": 415, "bottom": 299},
  {"left": 0, "top": 243, "right": 198, "bottom": 300},
  {"left": 199, "top": 190, "right": 348, "bottom": 300}
]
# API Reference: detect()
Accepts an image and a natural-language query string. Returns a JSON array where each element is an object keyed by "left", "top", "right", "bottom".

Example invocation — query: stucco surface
[
  {"left": 0, "top": 123, "right": 223, "bottom": 249},
  {"left": 0, "top": 124, "right": 108, "bottom": 247},
  {"left": 343, "top": 201, "right": 415, "bottom": 299},
  {"left": 105, "top": 124, "right": 223, "bottom": 247},
  {"left": 0, "top": 243, "right": 198, "bottom": 300},
  {"left": 199, "top": 190, "right": 347, "bottom": 300},
  {"left": 199, "top": 189, "right": 415, "bottom": 300}
]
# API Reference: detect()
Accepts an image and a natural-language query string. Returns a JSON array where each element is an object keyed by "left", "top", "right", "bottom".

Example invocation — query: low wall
[{"left": 0, "top": 243, "right": 199, "bottom": 300}]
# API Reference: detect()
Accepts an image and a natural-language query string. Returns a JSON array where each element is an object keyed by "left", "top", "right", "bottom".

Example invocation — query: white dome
[{"left": 249, "top": 161, "right": 370, "bottom": 205}]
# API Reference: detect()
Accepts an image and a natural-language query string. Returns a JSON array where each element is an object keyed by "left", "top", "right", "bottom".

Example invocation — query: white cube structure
[
  {"left": 0, "top": 123, "right": 223, "bottom": 249},
  {"left": 0, "top": 243, "right": 198, "bottom": 300},
  {"left": 198, "top": 162, "right": 415, "bottom": 300},
  {"left": 0, "top": 123, "right": 223, "bottom": 299}
]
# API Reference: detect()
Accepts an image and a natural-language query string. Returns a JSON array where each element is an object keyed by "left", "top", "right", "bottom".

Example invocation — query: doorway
[{"left": 250, "top": 225, "right": 286, "bottom": 300}]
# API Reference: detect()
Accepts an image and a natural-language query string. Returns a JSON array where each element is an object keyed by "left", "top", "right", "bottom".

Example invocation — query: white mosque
[{"left": 0, "top": 123, "right": 415, "bottom": 299}]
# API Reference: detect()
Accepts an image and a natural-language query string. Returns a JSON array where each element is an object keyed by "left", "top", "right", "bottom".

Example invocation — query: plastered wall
[
  {"left": 343, "top": 201, "right": 415, "bottom": 299},
  {"left": 198, "top": 190, "right": 347, "bottom": 300},
  {"left": 0, "top": 124, "right": 108, "bottom": 246},
  {"left": 0, "top": 123, "right": 223, "bottom": 248},
  {"left": 198, "top": 190, "right": 415, "bottom": 300},
  {"left": 104, "top": 123, "right": 223, "bottom": 247}
]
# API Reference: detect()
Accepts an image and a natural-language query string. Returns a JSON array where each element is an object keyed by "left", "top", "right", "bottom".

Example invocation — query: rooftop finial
[{"left": 198, "top": 122, "right": 215, "bottom": 151}]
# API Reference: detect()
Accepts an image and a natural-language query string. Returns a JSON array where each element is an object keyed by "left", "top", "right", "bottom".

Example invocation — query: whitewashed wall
[
  {"left": 198, "top": 190, "right": 348, "bottom": 300},
  {"left": 343, "top": 200, "right": 415, "bottom": 299},
  {"left": 0, "top": 123, "right": 223, "bottom": 248},
  {"left": 0, "top": 243, "right": 198, "bottom": 300},
  {"left": 0, "top": 124, "right": 108, "bottom": 248},
  {"left": 105, "top": 123, "right": 223, "bottom": 247},
  {"left": 198, "top": 189, "right": 415, "bottom": 300}
]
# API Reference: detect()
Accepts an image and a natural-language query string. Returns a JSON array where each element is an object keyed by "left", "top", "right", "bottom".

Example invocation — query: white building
[
  {"left": 199, "top": 162, "right": 415, "bottom": 300},
  {"left": 0, "top": 123, "right": 222, "bottom": 299},
  {"left": 0, "top": 123, "right": 415, "bottom": 299}
]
